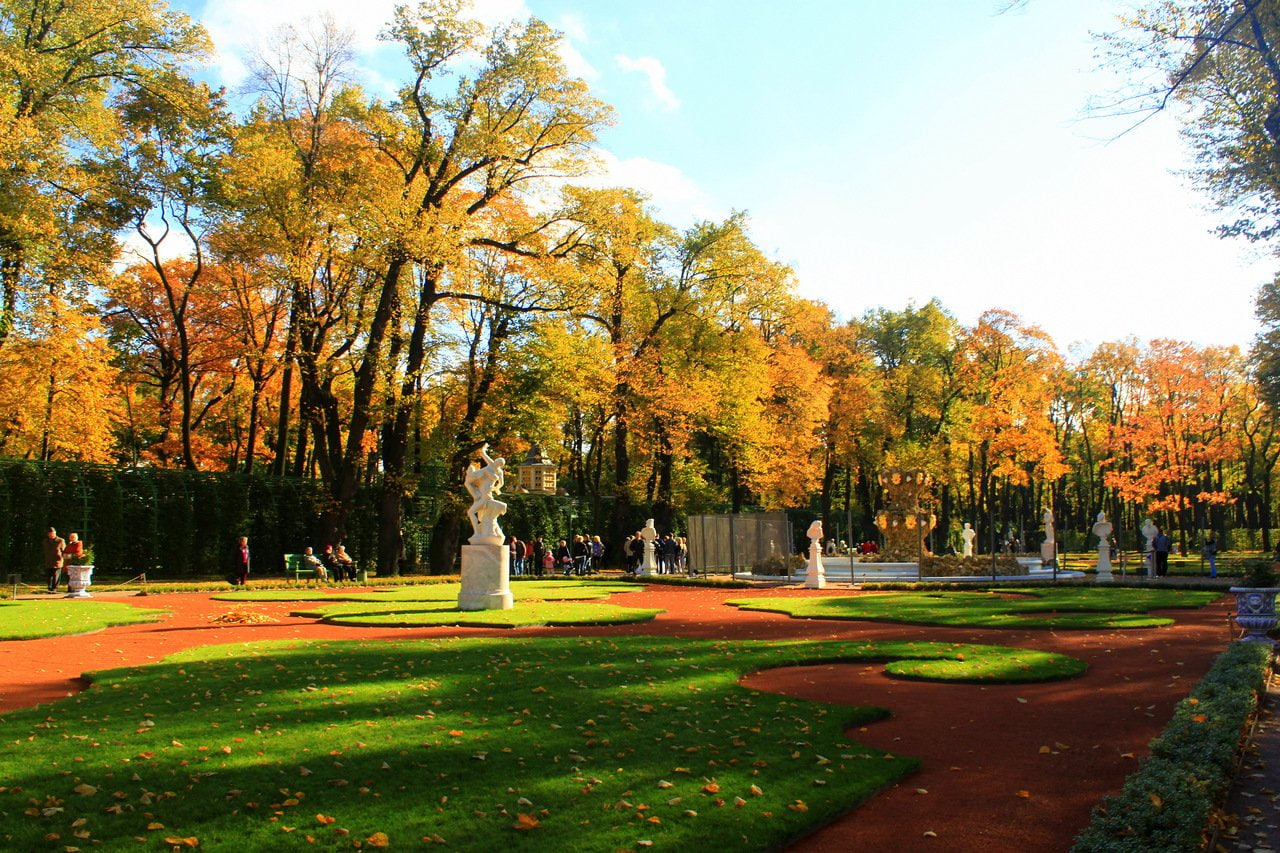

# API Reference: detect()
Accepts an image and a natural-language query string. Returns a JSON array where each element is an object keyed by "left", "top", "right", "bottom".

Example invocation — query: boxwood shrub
[{"left": 1071, "top": 642, "right": 1272, "bottom": 852}]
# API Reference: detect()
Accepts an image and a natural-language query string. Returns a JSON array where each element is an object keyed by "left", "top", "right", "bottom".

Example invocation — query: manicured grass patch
[
  {"left": 727, "top": 588, "right": 1222, "bottom": 630},
  {"left": 1072, "top": 641, "right": 1272, "bottom": 852},
  {"left": 214, "top": 579, "right": 640, "bottom": 604},
  {"left": 296, "top": 600, "right": 663, "bottom": 628},
  {"left": 0, "top": 599, "right": 167, "bottom": 640},
  {"left": 0, "top": 635, "right": 1084, "bottom": 850}
]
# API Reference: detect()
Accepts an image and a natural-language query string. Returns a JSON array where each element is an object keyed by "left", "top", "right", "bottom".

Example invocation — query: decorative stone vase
[
  {"left": 65, "top": 565, "right": 94, "bottom": 599},
  {"left": 1230, "top": 587, "right": 1279, "bottom": 643}
]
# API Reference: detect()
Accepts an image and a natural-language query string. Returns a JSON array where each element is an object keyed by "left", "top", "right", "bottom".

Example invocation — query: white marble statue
[
  {"left": 961, "top": 522, "right": 976, "bottom": 557},
  {"left": 1139, "top": 517, "right": 1158, "bottom": 577},
  {"left": 1092, "top": 511, "right": 1114, "bottom": 583},
  {"left": 639, "top": 518, "right": 659, "bottom": 575},
  {"left": 805, "top": 520, "right": 826, "bottom": 589},
  {"left": 1141, "top": 518, "right": 1157, "bottom": 553},
  {"left": 1040, "top": 508, "right": 1056, "bottom": 564},
  {"left": 464, "top": 444, "right": 508, "bottom": 543},
  {"left": 458, "top": 443, "right": 513, "bottom": 611}
]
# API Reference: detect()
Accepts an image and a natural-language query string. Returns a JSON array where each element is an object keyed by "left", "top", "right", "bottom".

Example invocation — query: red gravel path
[{"left": 0, "top": 584, "right": 1236, "bottom": 852}]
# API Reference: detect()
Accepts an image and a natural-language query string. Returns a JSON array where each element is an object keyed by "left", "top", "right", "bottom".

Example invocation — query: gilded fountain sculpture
[{"left": 866, "top": 467, "right": 935, "bottom": 563}]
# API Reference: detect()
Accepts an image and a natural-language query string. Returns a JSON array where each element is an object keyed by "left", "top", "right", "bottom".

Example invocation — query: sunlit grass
[
  {"left": 213, "top": 580, "right": 640, "bottom": 603},
  {"left": 0, "top": 635, "right": 1085, "bottom": 850},
  {"left": 296, "top": 600, "right": 663, "bottom": 628},
  {"left": 0, "top": 599, "right": 168, "bottom": 640},
  {"left": 727, "top": 587, "right": 1222, "bottom": 629}
]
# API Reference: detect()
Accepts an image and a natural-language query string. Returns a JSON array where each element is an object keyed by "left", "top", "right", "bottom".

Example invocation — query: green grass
[
  {"left": 0, "top": 635, "right": 1085, "bottom": 851},
  {"left": 295, "top": 600, "right": 663, "bottom": 628},
  {"left": 0, "top": 599, "right": 168, "bottom": 640},
  {"left": 214, "top": 581, "right": 659, "bottom": 628},
  {"left": 727, "top": 587, "right": 1222, "bottom": 629},
  {"left": 213, "top": 579, "right": 640, "bottom": 604}
]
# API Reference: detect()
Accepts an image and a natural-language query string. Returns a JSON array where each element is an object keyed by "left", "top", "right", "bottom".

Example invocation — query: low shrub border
[{"left": 1071, "top": 641, "right": 1273, "bottom": 852}]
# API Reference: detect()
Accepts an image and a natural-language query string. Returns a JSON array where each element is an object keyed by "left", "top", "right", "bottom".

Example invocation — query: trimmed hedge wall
[
  {"left": 0, "top": 461, "right": 376, "bottom": 580},
  {"left": 1071, "top": 641, "right": 1272, "bottom": 852}
]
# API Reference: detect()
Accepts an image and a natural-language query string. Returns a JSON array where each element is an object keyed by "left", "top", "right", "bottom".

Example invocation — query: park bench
[{"left": 283, "top": 553, "right": 320, "bottom": 583}]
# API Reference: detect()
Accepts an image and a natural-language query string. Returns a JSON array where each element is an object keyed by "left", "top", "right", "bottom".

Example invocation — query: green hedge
[
  {"left": 1071, "top": 641, "right": 1272, "bottom": 852},
  {"left": 0, "top": 461, "right": 371, "bottom": 581}
]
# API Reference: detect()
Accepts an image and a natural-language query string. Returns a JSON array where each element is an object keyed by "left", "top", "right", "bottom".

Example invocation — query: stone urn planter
[
  {"left": 1231, "top": 586, "right": 1279, "bottom": 643},
  {"left": 64, "top": 565, "right": 93, "bottom": 599}
]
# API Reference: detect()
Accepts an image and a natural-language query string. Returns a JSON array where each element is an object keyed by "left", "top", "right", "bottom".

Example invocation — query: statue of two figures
[
  {"left": 459, "top": 443, "right": 513, "bottom": 611},
  {"left": 465, "top": 444, "right": 508, "bottom": 544}
]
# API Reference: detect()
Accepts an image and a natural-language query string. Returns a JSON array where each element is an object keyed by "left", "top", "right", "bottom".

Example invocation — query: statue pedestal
[
  {"left": 638, "top": 543, "right": 658, "bottom": 577},
  {"left": 1095, "top": 546, "right": 1114, "bottom": 584},
  {"left": 804, "top": 543, "right": 826, "bottom": 589},
  {"left": 1040, "top": 543, "right": 1055, "bottom": 565},
  {"left": 458, "top": 543, "right": 513, "bottom": 611}
]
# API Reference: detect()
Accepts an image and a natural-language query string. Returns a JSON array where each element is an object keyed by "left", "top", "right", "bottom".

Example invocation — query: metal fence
[{"left": 686, "top": 512, "right": 793, "bottom": 575}]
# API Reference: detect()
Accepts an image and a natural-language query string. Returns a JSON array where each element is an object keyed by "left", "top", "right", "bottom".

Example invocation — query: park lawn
[
  {"left": 0, "top": 599, "right": 168, "bottom": 640},
  {"left": 0, "top": 636, "right": 1085, "bottom": 851},
  {"left": 727, "top": 587, "right": 1222, "bottom": 630},
  {"left": 213, "top": 579, "right": 641, "bottom": 604},
  {"left": 294, "top": 600, "right": 664, "bottom": 628}
]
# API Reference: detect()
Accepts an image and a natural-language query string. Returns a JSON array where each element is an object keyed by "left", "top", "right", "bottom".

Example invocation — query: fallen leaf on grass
[
  {"left": 162, "top": 837, "right": 199, "bottom": 848},
  {"left": 513, "top": 814, "right": 540, "bottom": 831},
  {"left": 366, "top": 832, "right": 390, "bottom": 847}
]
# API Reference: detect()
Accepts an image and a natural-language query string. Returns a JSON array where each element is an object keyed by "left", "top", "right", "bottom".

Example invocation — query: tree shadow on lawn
[{"left": 0, "top": 634, "right": 1085, "bottom": 851}]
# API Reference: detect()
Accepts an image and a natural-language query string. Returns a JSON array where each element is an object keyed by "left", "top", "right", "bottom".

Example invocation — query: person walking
[
  {"left": 43, "top": 527, "right": 65, "bottom": 593},
  {"left": 1202, "top": 535, "right": 1219, "bottom": 578},
  {"left": 1152, "top": 527, "right": 1173, "bottom": 578},
  {"left": 230, "top": 536, "right": 250, "bottom": 586}
]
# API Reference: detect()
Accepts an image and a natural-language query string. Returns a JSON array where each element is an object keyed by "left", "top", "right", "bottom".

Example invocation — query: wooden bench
[{"left": 283, "top": 553, "right": 321, "bottom": 583}]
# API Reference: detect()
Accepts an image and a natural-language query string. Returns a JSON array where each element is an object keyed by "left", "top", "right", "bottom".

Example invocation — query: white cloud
[
  {"left": 615, "top": 54, "right": 680, "bottom": 111},
  {"left": 578, "top": 151, "right": 721, "bottom": 224}
]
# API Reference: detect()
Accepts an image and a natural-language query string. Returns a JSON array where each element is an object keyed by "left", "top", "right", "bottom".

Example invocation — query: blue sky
[{"left": 171, "top": 0, "right": 1274, "bottom": 353}]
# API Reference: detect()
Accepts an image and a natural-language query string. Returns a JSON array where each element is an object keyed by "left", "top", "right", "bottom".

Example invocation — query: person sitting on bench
[{"left": 302, "top": 546, "right": 327, "bottom": 581}]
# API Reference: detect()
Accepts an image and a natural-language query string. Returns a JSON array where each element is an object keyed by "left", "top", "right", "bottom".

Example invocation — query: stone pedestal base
[
  {"left": 804, "top": 543, "right": 826, "bottom": 589},
  {"left": 1095, "top": 547, "right": 1113, "bottom": 584},
  {"left": 1040, "top": 543, "right": 1055, "bottom": 565},
  {"left": 638, "top": 545, "right": 658, "bottom": 577},
  {"left": 458, "top": 544, "right": 512, "bottom": 611}
]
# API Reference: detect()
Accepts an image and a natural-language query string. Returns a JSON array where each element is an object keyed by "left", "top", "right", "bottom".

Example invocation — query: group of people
[
  {"left": 503, "top": 530, "right": 688, "bottom": 575},
  {"left": 227, "top": 537, "right": 357, "bottom": 586},
  {"left": 622, "top": 531, "right": 686, "bottom": 574},
  {"left": 506, "top": 534, "right": 605, "bottom": 575},
  {"left": 299, "top": 544, "right": 357, "bottom": 583},
  {"left": 42, "top": 526, "right": 84, "bottom": 592}
]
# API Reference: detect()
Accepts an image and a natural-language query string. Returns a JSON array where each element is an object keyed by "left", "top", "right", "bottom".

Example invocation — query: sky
[{"left": 170, "top": 0, "right": 1276, "bottom": 354}]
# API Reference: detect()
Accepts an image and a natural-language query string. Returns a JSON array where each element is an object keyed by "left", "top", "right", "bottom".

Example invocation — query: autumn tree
[
  {"left": 953, "top": 309, "right": 1067, "bottom": 550},
  {"left": 1102, "top": 340, "right": 1242, "bottom": 552},
  {"left": 0, "top": 0, "right": 208, "bottom": 345}
]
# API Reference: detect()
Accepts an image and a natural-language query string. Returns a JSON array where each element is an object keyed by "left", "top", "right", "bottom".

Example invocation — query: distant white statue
[
  {"left": 639, "top": 518, "right": 659, "bottom": 575},
  {"left": 1092, "top": 511, "right": 1114, "bottom": 582},
  {"left": 1140, "top": 518, "right": 1158, "bottom": 577},
  {"left": 805, "top": 520, "right": 826, "bottom": 589},
  {"left": 1141, "top": 518, "right": 1157, "bottom": 552},
  {"left": 961, "top": 523, "right": 976, "bottom": 557},
  {"left": 464, "top": 444, "right": 507, "bottom": 543},
  {"left": 1040, "top": 508, "right": 1056, "bottom": 564}
]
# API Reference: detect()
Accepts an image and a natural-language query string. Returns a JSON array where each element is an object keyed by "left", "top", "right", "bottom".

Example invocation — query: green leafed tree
[{"left": 0, "top": 0, "right": 208, "bottom": 345}]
